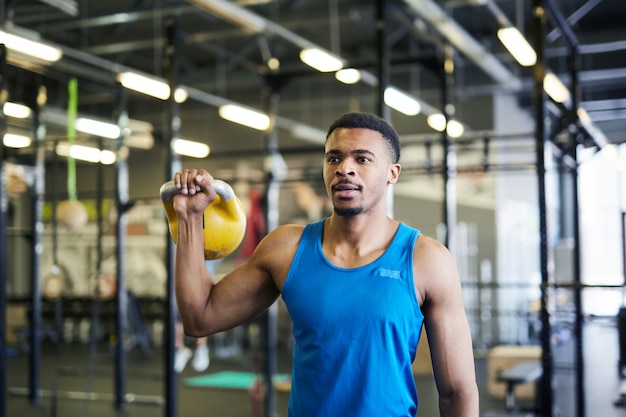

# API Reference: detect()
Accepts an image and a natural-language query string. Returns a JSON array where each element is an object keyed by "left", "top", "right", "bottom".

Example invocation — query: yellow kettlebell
[{"left": 160, "top": 179, "right": 247, "bottom": 260}]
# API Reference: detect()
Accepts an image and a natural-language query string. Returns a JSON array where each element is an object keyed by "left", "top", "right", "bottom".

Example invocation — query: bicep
[
  {"left": 202, "top": 225, "right": 299, "bottom": 333},
  {"left": 206, "top": 259, "right": 279, "bottom": 331}
]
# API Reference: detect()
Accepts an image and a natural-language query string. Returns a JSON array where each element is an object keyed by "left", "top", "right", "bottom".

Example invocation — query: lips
[{"left": 332, "top": 182, "right": 360, "bottom": 198}]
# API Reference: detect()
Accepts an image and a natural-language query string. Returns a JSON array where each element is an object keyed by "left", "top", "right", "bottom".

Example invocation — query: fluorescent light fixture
[
  {"left": 174, "top": 87, "right": 189, "bottom": 103},
  {"left": 427, "top": 114, "right": 447, "bottom": 132},
  {"left": 3, "top": 133, "right": 32, "bottom": 148},
  {"left": 124, "top": 133, "right": 154, "bottom": 150},
  {"left": 267, "top": 57, "right": 280, "bottom": 71},
  {"left": 0, "top": 30, "right": 62, "bottom": 62},
  {"left": 56, "top": 142, "right": 116, "bottom": 165},
  {"left": 218, "top": 104, "right": 271, "bottom": 131},
  {"left": 384, "top": 87, "right": 421, "bottom": 116},
  {"left": 543, "top": 72, "right": 571, "bottom": 104},
  {"left": 577, "top": 107, "right": 608, "bottom": 148},
  {"left": 3, "top": 102, "right": 32, "bottom": 119},
  {"left": 299, "top": 48, "right": 344, "bottom": 73},
  {"left": 117, "top": 72, "right": 170, "bottom": 100},
  {"left": 126, "top": 118, "right": 153, "bottom": 134},
  {"left": 173, "top": 138, "right": 210, "bottom": 158},
  {"left": 403, "top": 0, "right": 520, "bottom": 88},
  {"left": 187, "top": 0, "right": 267, "bottom": 33},
  {"left": 75, "top": 117, "right": 121, "bottom": 139},
  {"left": 290, "top": 124, "right": 326, "bottom": 143},
  {"left": 446, "top": 119, "right": 465, "bottom": 138},
  {"left": 124, "top": 118, "right": 154, "bottom": 149},
  {"left": 577, "top": 107, "right": 592, "bottom": 127},
  {"left": 335, "top": 68, "right": 361, "bottom": 84},
  {"left": 497, "top": 27, "right": 537, "bottom": 66},
  {"left": 426, "top": 114, "right": 464, "bottom": 137},
  {"left": 99, "top": 150, "right": 117, "bottom": 165}
]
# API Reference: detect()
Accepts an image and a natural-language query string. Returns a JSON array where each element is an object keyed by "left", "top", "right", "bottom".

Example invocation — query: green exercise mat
[{"left": 185, "top": 371, "right": 291, "bottom": 391}]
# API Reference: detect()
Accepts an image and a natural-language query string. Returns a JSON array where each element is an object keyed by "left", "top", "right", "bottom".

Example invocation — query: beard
[{"left": 334, "top": 205, "right": 363, "bottom": 217}]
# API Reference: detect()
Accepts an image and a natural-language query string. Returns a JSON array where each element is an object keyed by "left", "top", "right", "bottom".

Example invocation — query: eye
[
  {"left": 358, "top": 156, "right": 371, "bottom": 163},
  {"left": 327, "top": 156, "right": 340, "bottom": 163}
]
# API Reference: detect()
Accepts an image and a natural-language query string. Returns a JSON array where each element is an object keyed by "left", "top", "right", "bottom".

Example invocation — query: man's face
[{"left": 323, "top": 128, "right": 400, "bottom": 217}]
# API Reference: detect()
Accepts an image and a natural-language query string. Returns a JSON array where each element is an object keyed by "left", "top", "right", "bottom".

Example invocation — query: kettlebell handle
[{"left": 159, "top": 179, "right": 235, "bottom": 203}]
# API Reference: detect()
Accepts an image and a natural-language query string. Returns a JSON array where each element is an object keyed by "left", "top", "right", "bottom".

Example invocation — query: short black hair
[{"left": 326, "top": 112, "right": 401, "bottom": 163}]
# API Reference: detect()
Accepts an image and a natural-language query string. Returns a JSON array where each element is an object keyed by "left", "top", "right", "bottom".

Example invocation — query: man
[{"left": 172, "top": 112, "right": 479, "bottom": 416}]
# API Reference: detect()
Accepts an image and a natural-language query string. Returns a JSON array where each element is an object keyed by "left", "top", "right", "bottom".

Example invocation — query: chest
[{"left": 283, "top": 260, "right": 419, "bottom": 338}]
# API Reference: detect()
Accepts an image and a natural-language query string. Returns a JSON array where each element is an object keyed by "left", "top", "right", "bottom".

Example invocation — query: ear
[{"left": 387, "top": 163, "right": 401, "bottom": 184}]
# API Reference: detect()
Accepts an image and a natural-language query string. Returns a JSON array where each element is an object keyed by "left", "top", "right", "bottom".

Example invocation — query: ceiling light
[
  {"left": 173, "top": 138, "right": 210, "bottom": 158},
  {"left": 3, "top": 133, "right": 31, "bottom": 148},
  {"left": 124, "top": 133, "right": 154, "bottom": 150},
  {"left": 335, "top": 68, "right": 361, "bottom": 84},
  {"left": 427, "top": 114, "right": 447, "bottom": 132},
  {"left": 267, "top": 57, "right": 280, "bottom": 71},
  {"left": 446, "top": 120, "right": 465, "bottom": 138},
  {"left": 577, "top": 107, "right": 608, "bottom": 148},
  {"left": 290, "top": 124, "right": 326, "bottom": 143},
  {"left": 384, "top": 87, "right": 421, "bottom": 116},
  {"left": 218, "top": 104, "right": 271, "bottom": 131},
  {"left": 117, "top": 72, "right": 170, "bottom": 100},
  {"left": 3, "top": 102, "right": 32, "bottom": 119},
  {"left": 577, "top": 107, "right": 592, "bottom": 127},
  {"left": 543, "top": 72, "right": 571, "bottom": 104},
  {"left": 99, "top": 150, "right": 117, "bottom": 165},
  {"left": 0, "top": 29, "right": 62, "bottom": 62},
  {"left": 299, "top": 48, "right": 344, "bottom": 73},
  {"left": 75, "top": 118, "right": 121, "bottom": 139},
  {"left": 426, "top": 114, "right": 464, "bottom": 137},
  {"left": 403, "top": 0, "right": 520, "bottom": 88},
  {"left": 497, "top": 27, "right": 537, "bottom": 66},
  {"left": 174, "top": 87, "right": 189, "bottom": 103},
  {"left": 125, "top": 118, "right": 154, "bottom": 149},
  {"left": 56, "top": 142, "right": 116, "bottom": 165}
]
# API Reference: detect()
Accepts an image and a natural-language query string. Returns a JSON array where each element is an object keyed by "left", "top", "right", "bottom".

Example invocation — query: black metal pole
[
  {"left": 622, "top": 211, "right": 626, "bottom": 289},
  {"left": 441, "top": 46, "right": 457, "bottom": 254},
  {"left": 0, "top": 164, "right": 6, "bottom": 417},
  {"left": 0, "top": 170, "right": 6, "bottom": 417},
  {"left": 375, "top": 0, "right": 398, "bottom": 218},
  {"left": 532, "top": 2, "right": 554, "bottom": 416},
  {"left": 164, "top": 15, "right": 182, "bottom": 417},
  {"left": 96, "top": 138, "right": 105, "bottom": 287},
  {"left": 262, "top": 86, "right": 282, "bottom": 417},
  {"left": 0, "top": 43, "right": 8, "bottom": 417},
  {"left": 570, "top": 143, "right": 585, "bottom": 417},
  {"left": 28, "top": 82, "right": 46, "bottom": 405},
  {"left": 375, "top": 0, "right": 390, "bottom": 122},
  {"left": 568, "top": 40, "right": 585, "bottom": 417},
  {"left": 114, "top": 91, "right": 129, "bottom": 410}
]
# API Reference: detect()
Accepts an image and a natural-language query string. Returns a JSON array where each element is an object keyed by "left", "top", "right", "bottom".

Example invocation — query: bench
[
  {"left": 498, "top": 360, "right": 542, "bottom": 412},
  {"left": 483, "top": 360, "right": 542, "bottom": 417}
]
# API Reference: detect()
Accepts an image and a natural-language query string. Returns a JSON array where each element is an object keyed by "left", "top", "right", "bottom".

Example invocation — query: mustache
[{"left": 331, "top": 180, "right": 361, "bottom": 191}]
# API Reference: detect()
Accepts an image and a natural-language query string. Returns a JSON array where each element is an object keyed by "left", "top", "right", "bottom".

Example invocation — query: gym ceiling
[{"left": 3, "top": 0, "right": 626, "bottom": 184}]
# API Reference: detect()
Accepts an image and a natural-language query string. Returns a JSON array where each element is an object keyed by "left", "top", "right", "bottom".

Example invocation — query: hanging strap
[{"left": 67, "top": 77, "right": 78, "bottom": 201}]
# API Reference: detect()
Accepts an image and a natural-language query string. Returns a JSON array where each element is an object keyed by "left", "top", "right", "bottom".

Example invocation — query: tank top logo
[{"left": 379, "top": 268, "right": 401, "bottom": 279}]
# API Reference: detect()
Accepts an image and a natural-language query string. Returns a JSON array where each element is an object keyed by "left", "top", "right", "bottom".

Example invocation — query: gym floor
[{"left": 4, "top": 318, "right": 624, "bottom": 417}]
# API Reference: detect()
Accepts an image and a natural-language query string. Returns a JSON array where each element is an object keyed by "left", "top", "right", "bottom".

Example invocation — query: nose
[{"left": 335, "top": 159, "right": 355, "bottom": 176}]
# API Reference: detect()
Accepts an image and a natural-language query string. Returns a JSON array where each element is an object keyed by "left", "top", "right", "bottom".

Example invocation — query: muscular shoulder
[
  {"left": 260, "top": 223, "right": 305, "bottom": 248},
  {"left": 413, "top": 233, "right": 460, "bottom": 305},
  {"left": 414, "top": 233, "right": 453, "bottom": 265},
  {"left": 253, "top": 223, "right": 305, "bottom": 288}
]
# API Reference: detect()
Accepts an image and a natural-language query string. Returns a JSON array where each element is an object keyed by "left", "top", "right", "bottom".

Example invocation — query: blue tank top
[{"left": 282, "top": 219, "right": 424, "bottom": 417}]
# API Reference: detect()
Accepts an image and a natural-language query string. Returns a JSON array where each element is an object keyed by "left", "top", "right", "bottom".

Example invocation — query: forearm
[{"left": 174, "top": 213, "right": 214, "bottom": 336}]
